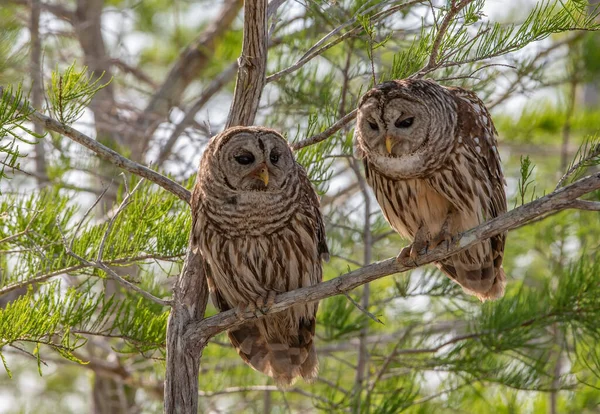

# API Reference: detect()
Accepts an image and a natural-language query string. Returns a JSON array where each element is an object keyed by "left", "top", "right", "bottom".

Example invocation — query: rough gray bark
[
  {"left": 164, "top": 244, "right": 208, "bottom": 414},
  {"left": 225, "top": 0, "right": 268, "bottom": 127}
]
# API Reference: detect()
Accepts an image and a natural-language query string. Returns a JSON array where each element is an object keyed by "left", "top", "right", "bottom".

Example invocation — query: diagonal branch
[
  {"left": 413, "top": 0, "right": 474, "bottom": 78},
  {"left": 0, "top": 86, "right": 191, "bottom": 204},
  {"left": 157, "top": 62, "right": 238, "bottom": 165},
  {"left": 291, "top": 109, "right": 357, "bottom": 151},
  {"left": 133, "top": 0, "right": 243, "bottom": 159},
  {"left": 185, "top": 172, "right": 600, "bottom": 344}
]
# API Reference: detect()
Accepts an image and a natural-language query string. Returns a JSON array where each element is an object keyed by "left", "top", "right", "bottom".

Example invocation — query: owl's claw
[
  {"left": 430, "top": 228, "right": 453, "bottom": 251},
  {"left": 235, "top": 301, "right": 257, "bottom": 320},
  {"left": 430, "top": 215, "right": 454, "bottom": 252},
  {"left": 396, "top": 243, "right": 424, "bottom": 267},
  {"left": 396, "top": 225, "right": 429, "bottom": 266},
  {"left": 255, "top": 290, "right": 277, "bottom": 315}
]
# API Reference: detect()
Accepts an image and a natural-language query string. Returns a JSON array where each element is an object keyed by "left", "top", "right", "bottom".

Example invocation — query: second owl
[
  {"left": 191, "top": 126, "right": 328, "bottom": 387},
  {"left": 354, "top": 79, "right": 507, "bottom": 301}
]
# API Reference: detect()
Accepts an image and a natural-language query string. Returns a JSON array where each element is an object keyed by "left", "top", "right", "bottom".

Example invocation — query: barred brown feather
[
  {"left": 191, "top": 126, "right": 328, "bottom": 386},
  {"left": 355, "top": 79, "right": 507, "bottom": 301}
]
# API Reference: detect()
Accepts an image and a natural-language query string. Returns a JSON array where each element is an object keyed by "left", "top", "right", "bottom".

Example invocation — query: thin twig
[
  {"left": 291, "top": 109, "right": 357, "bottom": 151},
  {"left": 0, "top": 211, "right": 41, "bottom": 245},
  {"left": 0, "top": 254, "right": 182, "bottom": 297},
  {"left": 0, "top": 86, "right": 191, "bottom": 204},
  {"left": 267, "top": 0, "right": 426, "bottom": 83},
  {"left": 97, "top": 178, "right": 145, "bottom": 262},
  {"left": 414, "top": 0, "right": 474, "bottom": 77},
  {"left": 55, "top": 218, "right": 172, "bottom": 307},
  {"left": 556, "top": 142, "right": 600, "bottom": 189}
]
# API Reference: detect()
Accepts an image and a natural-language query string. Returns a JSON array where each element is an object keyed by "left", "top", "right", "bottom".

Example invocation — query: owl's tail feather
[
  {"left": 227, "top": 316, "right": 318, "bottom": 388},
  {"left": 437, "top": 260, "right": 506, "bottom": 301}
]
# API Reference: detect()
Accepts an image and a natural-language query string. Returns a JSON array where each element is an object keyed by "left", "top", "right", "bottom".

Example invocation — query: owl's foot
[
  {"left": 255, "top": 290, "right": 277, "bottom": 315},
  {"left": 396, "top": 225, "right": 429, "bottom": 266},
  {"left": 430, "top": 227, "right": 453, "bottom": 251},
  {"left": 430, "top": 214, "right": 454, "bottom": 251},
  {"left": 235, "top": 291, "right": 277, "bottom": 319},
  {"left": 235, "top": 301, "right": 257, "bottom": 320},
  {"left": 396, "top": 240, "right": 428, "bottom": 266}
]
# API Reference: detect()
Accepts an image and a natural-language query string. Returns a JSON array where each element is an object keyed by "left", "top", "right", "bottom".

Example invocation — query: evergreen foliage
[{"left": 1, "top": 0, "right": 600, "bottom": 412}]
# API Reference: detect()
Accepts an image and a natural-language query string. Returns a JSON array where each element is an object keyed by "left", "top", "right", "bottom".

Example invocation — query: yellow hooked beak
[
  {"left": 253, "top": 164, "right": 269, "bottom": 187},
  {"left": 385, "top": 136, "right": 393, "bottom": 154}
]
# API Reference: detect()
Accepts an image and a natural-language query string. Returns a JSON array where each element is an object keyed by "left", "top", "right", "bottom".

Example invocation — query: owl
[
  {"left": 354, "top": 79, "right": 507, "bottom": 301},
  {"left": 190, "top": 126, "right": 329, "bottom": 387}
]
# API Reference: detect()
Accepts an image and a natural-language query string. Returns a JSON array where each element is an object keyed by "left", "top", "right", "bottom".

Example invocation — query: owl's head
[
  {"left": 205, "top": 126, "right": 296, "bottom": 193},
  {"left": 355, "top": 79, "right": 457, "bottom": 178}
]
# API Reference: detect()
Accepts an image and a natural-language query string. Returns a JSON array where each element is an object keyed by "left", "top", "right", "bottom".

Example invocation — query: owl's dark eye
[
  {"left": 368, "top": 121, "right": 379, "bottom": 131},
  {"left": 395, "top": 117, "right": 414, "bottom": 128},
  {"left": 234, "top": 154, "right": 255, "bottom": 165},
  {"left": 270, "top": 152, "right": 280, "bottom": 164}
]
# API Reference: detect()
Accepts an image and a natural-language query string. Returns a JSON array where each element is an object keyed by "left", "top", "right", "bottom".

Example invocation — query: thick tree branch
[
  {"left": 185, "top": 172, "right": 600, "bottom": 343},
  {"left": 0, "top": 86, "right": 191, "bottom": 203},
  {"left": 225, "top": 0, "right": 269, "bottom": 127},
  {"left": 164, "top": 242, "right": 208, "bottom": 414}
]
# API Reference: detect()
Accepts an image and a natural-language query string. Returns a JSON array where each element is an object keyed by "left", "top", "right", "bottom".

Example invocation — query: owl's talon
[
  {"left": 396, "top": 246, "right": 411, "bottom": 263},
  {"left": 255, "top": 290, "right": 277, "bottom": 314},
  {"left": 430, "top": 227, "right": 453, "bottom": 252},
  {"left": 235, "top": 302, "right": 257, "bottom": 320},
  {"left": 396, "top": 245, "right": 419, "bottom": 267}
]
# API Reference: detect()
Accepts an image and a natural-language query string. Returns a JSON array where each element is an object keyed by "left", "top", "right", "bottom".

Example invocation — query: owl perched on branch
[
  {"left": 191, "top": 126, "right": 329, "bottom": 387},
  {"left": 354, "top": 79, "right": 507, "bottom": 301}
]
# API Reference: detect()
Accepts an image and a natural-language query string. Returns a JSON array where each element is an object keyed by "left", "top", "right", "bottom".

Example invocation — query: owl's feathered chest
[
  {"left": 365, "top": 163, "right": 452, "bottom": 239},
  {"left": 196, "top": 208, "right": 322, "bottom": 306},
  {"left": 199, "top": 189, "right": 301, "bottom": 237}
]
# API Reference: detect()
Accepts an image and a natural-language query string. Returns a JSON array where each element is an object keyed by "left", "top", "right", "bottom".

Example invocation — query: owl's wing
[
  {"left": 427, "top": 88, "right": 507, "bottom": 300},
  {"left": 428, "top": 88, "right": 506, "bottom": 217},
  {"left": 191, "top": 179, "right": 231, "bottom": 312},
  {"left": 298, "top": 165, "right": 330, "bottom": 265}
]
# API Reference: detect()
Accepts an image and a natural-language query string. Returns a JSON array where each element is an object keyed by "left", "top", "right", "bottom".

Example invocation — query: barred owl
[
  {"left": 191, "top": 126, "right": 329, "bottom": 387},
  {"left": 354, "top": 79, "right": 507, "bottom": 300}
]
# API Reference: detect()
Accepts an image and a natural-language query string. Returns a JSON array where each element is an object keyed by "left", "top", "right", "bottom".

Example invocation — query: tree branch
[
  {"left": 414, "top": 0, "right": 474, "bottom": 77},
  {"left": 266, "top": 0, "right": 426, "bottom": 84},
  {"left": 225, "top": 0, "right": 269, "bottom": 127},
  {"left": 164, "top": 241, "right": 208, "bottom": 413},
  {"left": 157, "top": 62, "right": 238, "bottom": 165},
  {"left": 291, "top": 109, "right": 357, "bottom": 151},
  {"left": 133, "top": 0, "right": 243, "bottom": 159},
  {"left": 0, "top": 86, "right": 191, "bottom": 204},
  {"left": 185, "top": 172, "right": 600, "bottom": 343}
]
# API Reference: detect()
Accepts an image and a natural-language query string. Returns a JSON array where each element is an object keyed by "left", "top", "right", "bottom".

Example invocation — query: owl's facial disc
[
  {"left": 220, "top": 132, "right": 293, "bottom": 192},
  {"left": 381, "top": 98, "right": 428, "bottom": 156}
]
